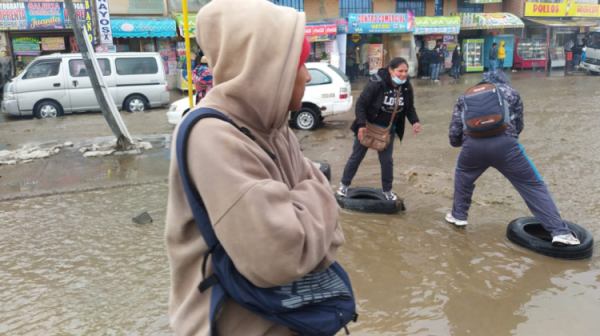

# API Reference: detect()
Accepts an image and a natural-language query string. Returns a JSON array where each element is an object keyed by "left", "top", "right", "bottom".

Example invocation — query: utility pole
[{"left": 64, "top": 0, "right": 134, "bottom": 151}]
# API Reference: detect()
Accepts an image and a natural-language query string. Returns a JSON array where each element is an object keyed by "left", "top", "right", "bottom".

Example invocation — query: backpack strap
[{"left": 176, "top": 107, "right": 277, "bottom": 294}]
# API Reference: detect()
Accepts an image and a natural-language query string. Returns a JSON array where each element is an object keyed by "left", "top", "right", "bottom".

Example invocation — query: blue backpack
[
  {"left": 461, "top": 82, "right": 511, "bottom": 138},
  {"left": 176, "top": 108, "right": 358, "bottom": 336}
]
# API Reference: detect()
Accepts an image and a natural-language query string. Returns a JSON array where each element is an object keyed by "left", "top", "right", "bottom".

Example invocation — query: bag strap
[
  {"left": 176, "top": 108, "right": 276, "bottom": 249},
  {"left": 386, "top": 85, "right": 403, "bottom": 130}
]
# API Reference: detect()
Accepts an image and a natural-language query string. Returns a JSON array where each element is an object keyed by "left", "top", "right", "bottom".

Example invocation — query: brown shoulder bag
[{"left": 359, "top": 87, "right": 402, "bottom": 152}]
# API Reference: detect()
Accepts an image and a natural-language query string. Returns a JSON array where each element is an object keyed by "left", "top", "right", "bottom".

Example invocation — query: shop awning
[
  {"left": 452, "top": 13, "right": 525, "bottom": 30},
  {"left": 414, "top": 16, "right": 460, "bottom": 35},
  {"left": 524, "top": 18, "right": 599, "bottom": 27},
  {"left": 173, "top": 14, "right": 197, "bottom": 37},
  {"left": 305, "top": 23, "right": 337, "bottom": 42},
  {"left": 111, "top": 17, "right": 177, "bottom": 38}
]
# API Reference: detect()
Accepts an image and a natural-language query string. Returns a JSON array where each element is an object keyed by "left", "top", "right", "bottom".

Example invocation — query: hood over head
[
  {"left": 195, "top": 0, "right": 306, "bottom": 134},
  {"left": 500, "top": 41, "right": 506, "bottom": 48},
  {"left": 483, "top": 69, "right": 510, "bottom": 85}
]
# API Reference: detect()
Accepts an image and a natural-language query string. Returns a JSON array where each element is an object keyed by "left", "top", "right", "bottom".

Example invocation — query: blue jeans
[
  {"left": 430, "top": 63, "right": 440, "bottom": 80},
  {"left": 453, "top": 65, "right": 461, "bottom": 79},
  {"left": 489, "top": 59, "right": 496, "bottom": 72},
  {"left": 498, "top": 58, "right": 504, "bottom": 70}
]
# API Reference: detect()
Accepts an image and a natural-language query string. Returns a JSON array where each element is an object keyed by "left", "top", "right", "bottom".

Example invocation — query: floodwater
[{"left": 1, "top": 74, "right": 600, "bottom": 335}]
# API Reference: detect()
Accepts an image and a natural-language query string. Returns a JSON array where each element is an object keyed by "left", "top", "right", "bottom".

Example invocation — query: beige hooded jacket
[{"left": 165, "top": 0, "right": 346, "bottom": 335}]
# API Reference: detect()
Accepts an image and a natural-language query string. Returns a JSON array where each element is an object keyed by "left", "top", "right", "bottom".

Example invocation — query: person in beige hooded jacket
[{"left": 165, "top": 0, "right": 346, "bottom": 335}]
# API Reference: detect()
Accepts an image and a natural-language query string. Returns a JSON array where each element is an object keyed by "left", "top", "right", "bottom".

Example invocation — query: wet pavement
[{"left": 1, "top": 72, "right": 600, "bottom": 335}]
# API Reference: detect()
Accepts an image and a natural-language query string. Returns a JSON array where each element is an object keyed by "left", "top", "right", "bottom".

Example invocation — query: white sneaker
[
  {"left": 552, "top": 234, "right": 580, "bottom": 246},
  {"left": 383, "top": 191, "right": 397, "bottom": 201},
  {"left": 445, "top": 213, "right": 468, "bottom": 227},
  {"left": 337, "top": 184, "right": 348, "bottom": 197}
]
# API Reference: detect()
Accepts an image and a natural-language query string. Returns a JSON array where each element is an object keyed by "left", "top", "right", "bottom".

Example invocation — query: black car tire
[
  {"left": 124, "top": 95, "right": 147, "bottom": 113},
  {"left": 506, "top": 217, "right": 594, "bottom": 260},
  {"left": 293, "top": 108, "right": 319, "bottom": 131},
  {"left": 312, "top": 161, "right": 331, "bottom": 181},
  {"left": 335, "top": 187, "right": 405, "bottom": 214},
  {"left": 34, "top": 100, "right": 63, "bottom": 119}
]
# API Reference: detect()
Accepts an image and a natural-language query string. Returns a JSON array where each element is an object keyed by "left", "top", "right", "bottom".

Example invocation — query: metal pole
[
  {"left": 545, "top": 26, "right": 549, "bottom": 72},
  {"left": 182, "top": 0, "right": 194, "bottom": 108},
  {"left": 64, "top": 0, "right": 134, "bottom": 150}
]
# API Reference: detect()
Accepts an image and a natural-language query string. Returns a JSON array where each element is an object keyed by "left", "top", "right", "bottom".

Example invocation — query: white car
[{"left": 166, "top": 62, "right": 353, "bottom": 130}]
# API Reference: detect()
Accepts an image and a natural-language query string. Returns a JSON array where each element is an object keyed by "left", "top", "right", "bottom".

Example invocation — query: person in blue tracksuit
[{"left": 446, "top": 69, "right": 580, "bottom": 246}]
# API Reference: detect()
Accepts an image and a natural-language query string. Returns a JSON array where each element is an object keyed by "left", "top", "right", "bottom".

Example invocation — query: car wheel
[
  {"left": 125, "top": 95, "right": 147, "bottom": 113},
  {"left": 293, "top": 108, "right": 319, "bottom": 131},
  {"left": 590, "top": 71, "right": 600, "bottom": 76},
  {"left": 34, "top": 101, "right": 63, "bottom": 119}
]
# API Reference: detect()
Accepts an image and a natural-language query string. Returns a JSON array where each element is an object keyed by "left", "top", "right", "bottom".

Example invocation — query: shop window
[
  {"left": 307, "top": 69, "right": 332, "bottom": 86},
  {"left": 23, "top": 62, "right": 61, "bottom": 80},
  {"left": 456, "top": 0, "right": 483, "bottom": 13},
  {"left": 435, "top": 0, "right": 444, "bottom": 16},
  {"left": 69, "top": 59, "right": 112, "bottom": 77},
  {"left": 267, "top": 0, "right": 304, "bottom": 11},
  {"left": 115, "top": 58, "right": 159, "bottom": 75},
  {"left": 340, "top": 0, "right": 372, "bottom": 17},
  {"left": 396, "top": 0, "right": 425, "bottom": 17}
]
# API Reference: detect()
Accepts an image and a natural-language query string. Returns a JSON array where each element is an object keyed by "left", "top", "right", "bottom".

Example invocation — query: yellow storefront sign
[{"left": 525, "top": 0, "right": 600, "bottom": 17}]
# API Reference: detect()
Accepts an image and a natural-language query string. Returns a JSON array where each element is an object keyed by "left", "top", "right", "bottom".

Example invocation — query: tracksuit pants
[
  {"left": 342, "top": 130, "right": 396, "bottom": 192},
  {"left": 452, "top": 136, "right": 571, "bottom": 237}
]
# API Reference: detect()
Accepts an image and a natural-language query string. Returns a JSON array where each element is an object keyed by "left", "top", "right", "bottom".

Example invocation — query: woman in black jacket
[
  {"left": 451, "top": 45, "right": 462, "bottom": 81},
  {"left": 337, "top": 57, "right": 421, "bottom": 201}
]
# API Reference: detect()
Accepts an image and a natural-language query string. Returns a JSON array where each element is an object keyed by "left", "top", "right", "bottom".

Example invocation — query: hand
[
  {"left": 413, "top": 123, "right": 421, "bottom": 136},
  {"left": 358, "top": 127, "right": 367, "bottom": 141}
]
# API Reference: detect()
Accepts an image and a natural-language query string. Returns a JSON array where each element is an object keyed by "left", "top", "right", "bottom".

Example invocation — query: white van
[
  {"left": 580, "top": 29, "right": 600, "bottom": 76},
  {"left": 2, "top": 52, "right": 170, "bottom": 119}
]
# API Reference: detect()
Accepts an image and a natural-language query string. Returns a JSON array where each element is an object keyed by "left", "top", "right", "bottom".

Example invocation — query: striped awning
[
  {"left": 414, "top": 16, "right": 461, "bottom": 35},
  {"left": 452, "top": 13, "right": 525, "bottom": 30}
]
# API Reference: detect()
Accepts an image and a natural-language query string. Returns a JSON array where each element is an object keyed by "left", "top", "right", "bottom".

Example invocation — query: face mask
[
  {"left": 393, "top": 76, "right": 406, "bottom": 85},
  {"left": 457, "top": 47, "right": 461, "bottom": 51}
]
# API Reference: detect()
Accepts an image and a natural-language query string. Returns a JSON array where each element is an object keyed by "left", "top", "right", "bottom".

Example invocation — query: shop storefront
[
  {"left": 451, "top": 13, "right": 524, "bottom": 72},
  {"left": 414, "top": 16, "right": 461, "bottom": 69},
  {"left": 523, "top": 0, "right": 600, "bottom": 71},
  {"left": 0, "top": 0, "right": 95, "bottom": 75},
  {"left": 305, "top": 23, "right": 338, "bottom": 66},
  {"left": 173, "top": 13, "right": 200, "bottom": 91},
  {"left": 111, "top": 17, "right": 177, "bottom": 86},
  {"left": 347, "top": 12, "right": 417, "bottom": 77}
]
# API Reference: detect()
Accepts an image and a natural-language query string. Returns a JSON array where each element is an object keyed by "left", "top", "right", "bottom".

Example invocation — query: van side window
[
  {"left": 23, "top": 62, "right": 61, "bottom": 79},
  {"left": 307, "top": 69, "right": 332, "bottom": 86},
  {"left": 69, "top": 59, "right": 111, "bottom": 77},
  {"left": 115, "top": 58, "right": 158, "bottom": 75}
]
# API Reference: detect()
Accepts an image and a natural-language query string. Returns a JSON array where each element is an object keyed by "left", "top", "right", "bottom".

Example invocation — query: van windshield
[{"left": 587, "top": 32, "right": 600, "bottom": 49}]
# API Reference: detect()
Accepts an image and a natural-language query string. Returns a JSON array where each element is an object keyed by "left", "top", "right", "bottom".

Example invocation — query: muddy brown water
[{"left": 1, "top": 74, "right": 600, "bottom": 335}]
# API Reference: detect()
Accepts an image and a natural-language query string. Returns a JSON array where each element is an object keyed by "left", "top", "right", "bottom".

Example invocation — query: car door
[
  {"left": 67, "top": 58, "right": 114, "bottom": 112},
  {"left": 306, "top": 67, "right": 336, "bottom": 115},
  {"left": 16, "top": 59, "right": 70, "bottom": 114}
]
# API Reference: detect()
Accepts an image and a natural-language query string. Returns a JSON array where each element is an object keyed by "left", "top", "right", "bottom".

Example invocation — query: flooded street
[{"left": 1, "top": 73, "right": 600, "bottom": 335}]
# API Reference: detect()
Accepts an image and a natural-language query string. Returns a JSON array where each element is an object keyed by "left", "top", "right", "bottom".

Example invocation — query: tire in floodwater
[
  {"left": 335, "top": 187, "right": 405, "bottom": 214},
  {"left": 312, "top": 161, "right": 331, "bottom": 181},
  {"left": 506, "top": 217, "right": 594, "bottom": 260}
]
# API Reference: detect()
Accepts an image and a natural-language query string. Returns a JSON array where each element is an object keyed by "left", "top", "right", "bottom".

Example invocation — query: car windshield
[
  {"left": 587, "top": 32, "right": 600, "bottom": 49},
  {"left": 327, "top": 65, "right": 349, "bottom": 82}
]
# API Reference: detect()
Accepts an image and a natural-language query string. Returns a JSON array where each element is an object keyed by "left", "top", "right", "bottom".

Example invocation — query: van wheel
[
  {"left": 34, "top": 101, "right": 63, "bottom": 119},
  {"left": 590, "top": 71, "right": 600, "bottom": 76},
  {"left": 293, "top": 108, "right": 319, "bottom": 131},
  {"left": 125, "top": 95, "right": 147, "bottom": 113}
]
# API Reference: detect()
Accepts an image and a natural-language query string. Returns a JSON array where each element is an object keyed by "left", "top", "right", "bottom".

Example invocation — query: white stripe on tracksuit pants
[{"left": 452, "top": 136, "right": 571, "bottom": 237}]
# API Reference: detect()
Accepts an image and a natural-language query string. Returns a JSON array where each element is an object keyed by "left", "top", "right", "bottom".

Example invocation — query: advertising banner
[
  {"left": 41, "top": 37, "right": 65, "bottom": 51},
  {"left": 525, "top": 0, "right": 600, "bottom": 17},
  {"left": 369, "top": 44, "right": 383, "bottom": 75},
  {"left": 0, "top": 1, "right": 96, "bottom": 43},
  {"left": 327, "top": 18, "right": 348, "bottom": 34},
  {"left": 96, "top": 0, "right": 113, "bottom": 44},
  {"left": 348, "top": 11, "right": 415, "bottom": 34},
  {"left": 12, "top": 36, "right": 41, "bottom": 56}
]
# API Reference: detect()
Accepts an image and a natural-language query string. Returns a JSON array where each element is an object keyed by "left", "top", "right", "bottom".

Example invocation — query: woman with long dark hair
[{"left": 337, "top": 57, "right": 421, "bottom": 200}]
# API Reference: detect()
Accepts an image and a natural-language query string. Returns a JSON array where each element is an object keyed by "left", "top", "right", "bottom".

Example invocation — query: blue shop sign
[{"left": 348, "top": 12, "right": 415, "bottom": 34}]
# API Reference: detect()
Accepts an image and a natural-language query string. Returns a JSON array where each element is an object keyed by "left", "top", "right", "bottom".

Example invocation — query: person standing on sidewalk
[
  {"left": 166, "top": 0, "right": 349, "bottom": 334},
  {"left": 451, "top": 45, "right": 462, "bottom": 82},
  {"left": 337, "top": 57, "right": 421, "bottom": 201},
  {"left": 489, "top": 42, "right": 497, "bottom": 72},
  {"left": 420, "top": 46, "right": 431, "bottom": 79},
  {"left": 347, "top": 49, "right": 356, "bottom": 81},
  {"left": 497, "top": 41, "right": 506, "bottom": 70},
  {"left": 430, "top": 46, "right": 444, "bottom": 82},
  {"left": 354, "top": 45, "right": 362, "bottom": 79},
  {"left": 445, "top": 69, "right": 580, "bottom": 246}
]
